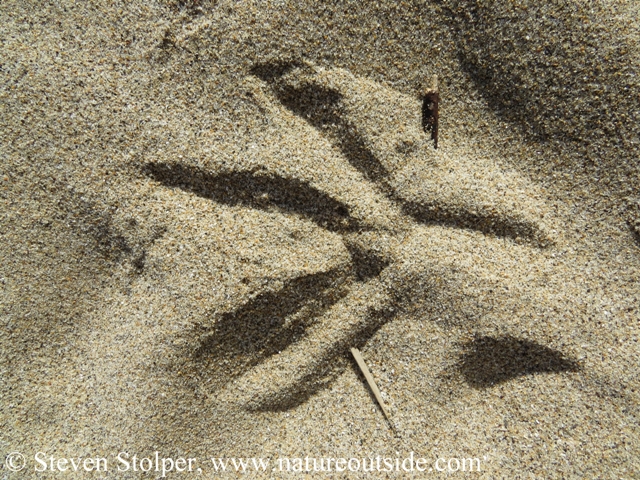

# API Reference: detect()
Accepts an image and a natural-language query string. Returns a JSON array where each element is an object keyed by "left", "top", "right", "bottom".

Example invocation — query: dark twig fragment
[{"left": 422, "top": 75, "right": 439, "bottom": 149}]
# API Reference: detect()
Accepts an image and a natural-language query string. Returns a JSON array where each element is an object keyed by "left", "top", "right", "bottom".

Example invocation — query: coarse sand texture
[{"left": 1, "top": 0, "right": 639, "bottom": 478}]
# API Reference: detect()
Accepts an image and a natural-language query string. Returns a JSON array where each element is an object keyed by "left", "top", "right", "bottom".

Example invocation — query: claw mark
[
  {"left": 422, "top": 75, "right": 439, "bottom": 149},
  {"left": 458, "top": 336, "right": 580, "bottom": 388}
]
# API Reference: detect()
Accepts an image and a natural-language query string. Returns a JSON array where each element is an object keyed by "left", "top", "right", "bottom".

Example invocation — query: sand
[{"left": 1, "top": 0, "right": 639, "bottom": 478}]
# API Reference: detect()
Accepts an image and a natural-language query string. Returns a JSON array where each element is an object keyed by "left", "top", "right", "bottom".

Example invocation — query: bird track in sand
[{"left": 145, "top": 60, "right": 562, "bottom": 411}]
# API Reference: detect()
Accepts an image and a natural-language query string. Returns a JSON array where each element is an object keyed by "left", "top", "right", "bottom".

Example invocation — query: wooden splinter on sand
[
  {"left": 422, "top": 74, "right": 439, "bottom": 149},
  {"left": 351, "top": 348, "right": 396, "bottom": 433}
]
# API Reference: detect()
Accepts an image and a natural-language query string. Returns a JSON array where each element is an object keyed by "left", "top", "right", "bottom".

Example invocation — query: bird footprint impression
[{"left": 145, "top": 60, "right": 554, "bottom": 411}]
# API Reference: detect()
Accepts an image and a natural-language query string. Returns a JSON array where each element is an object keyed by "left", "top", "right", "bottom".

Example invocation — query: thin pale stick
[{"left": 351, "top": 348, "right": 395, "bottom": 431}]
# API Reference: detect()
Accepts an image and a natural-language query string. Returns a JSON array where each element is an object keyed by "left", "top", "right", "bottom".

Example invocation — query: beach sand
[{"left": 1, "top": 0, "right": 639, "bottom": 477}]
